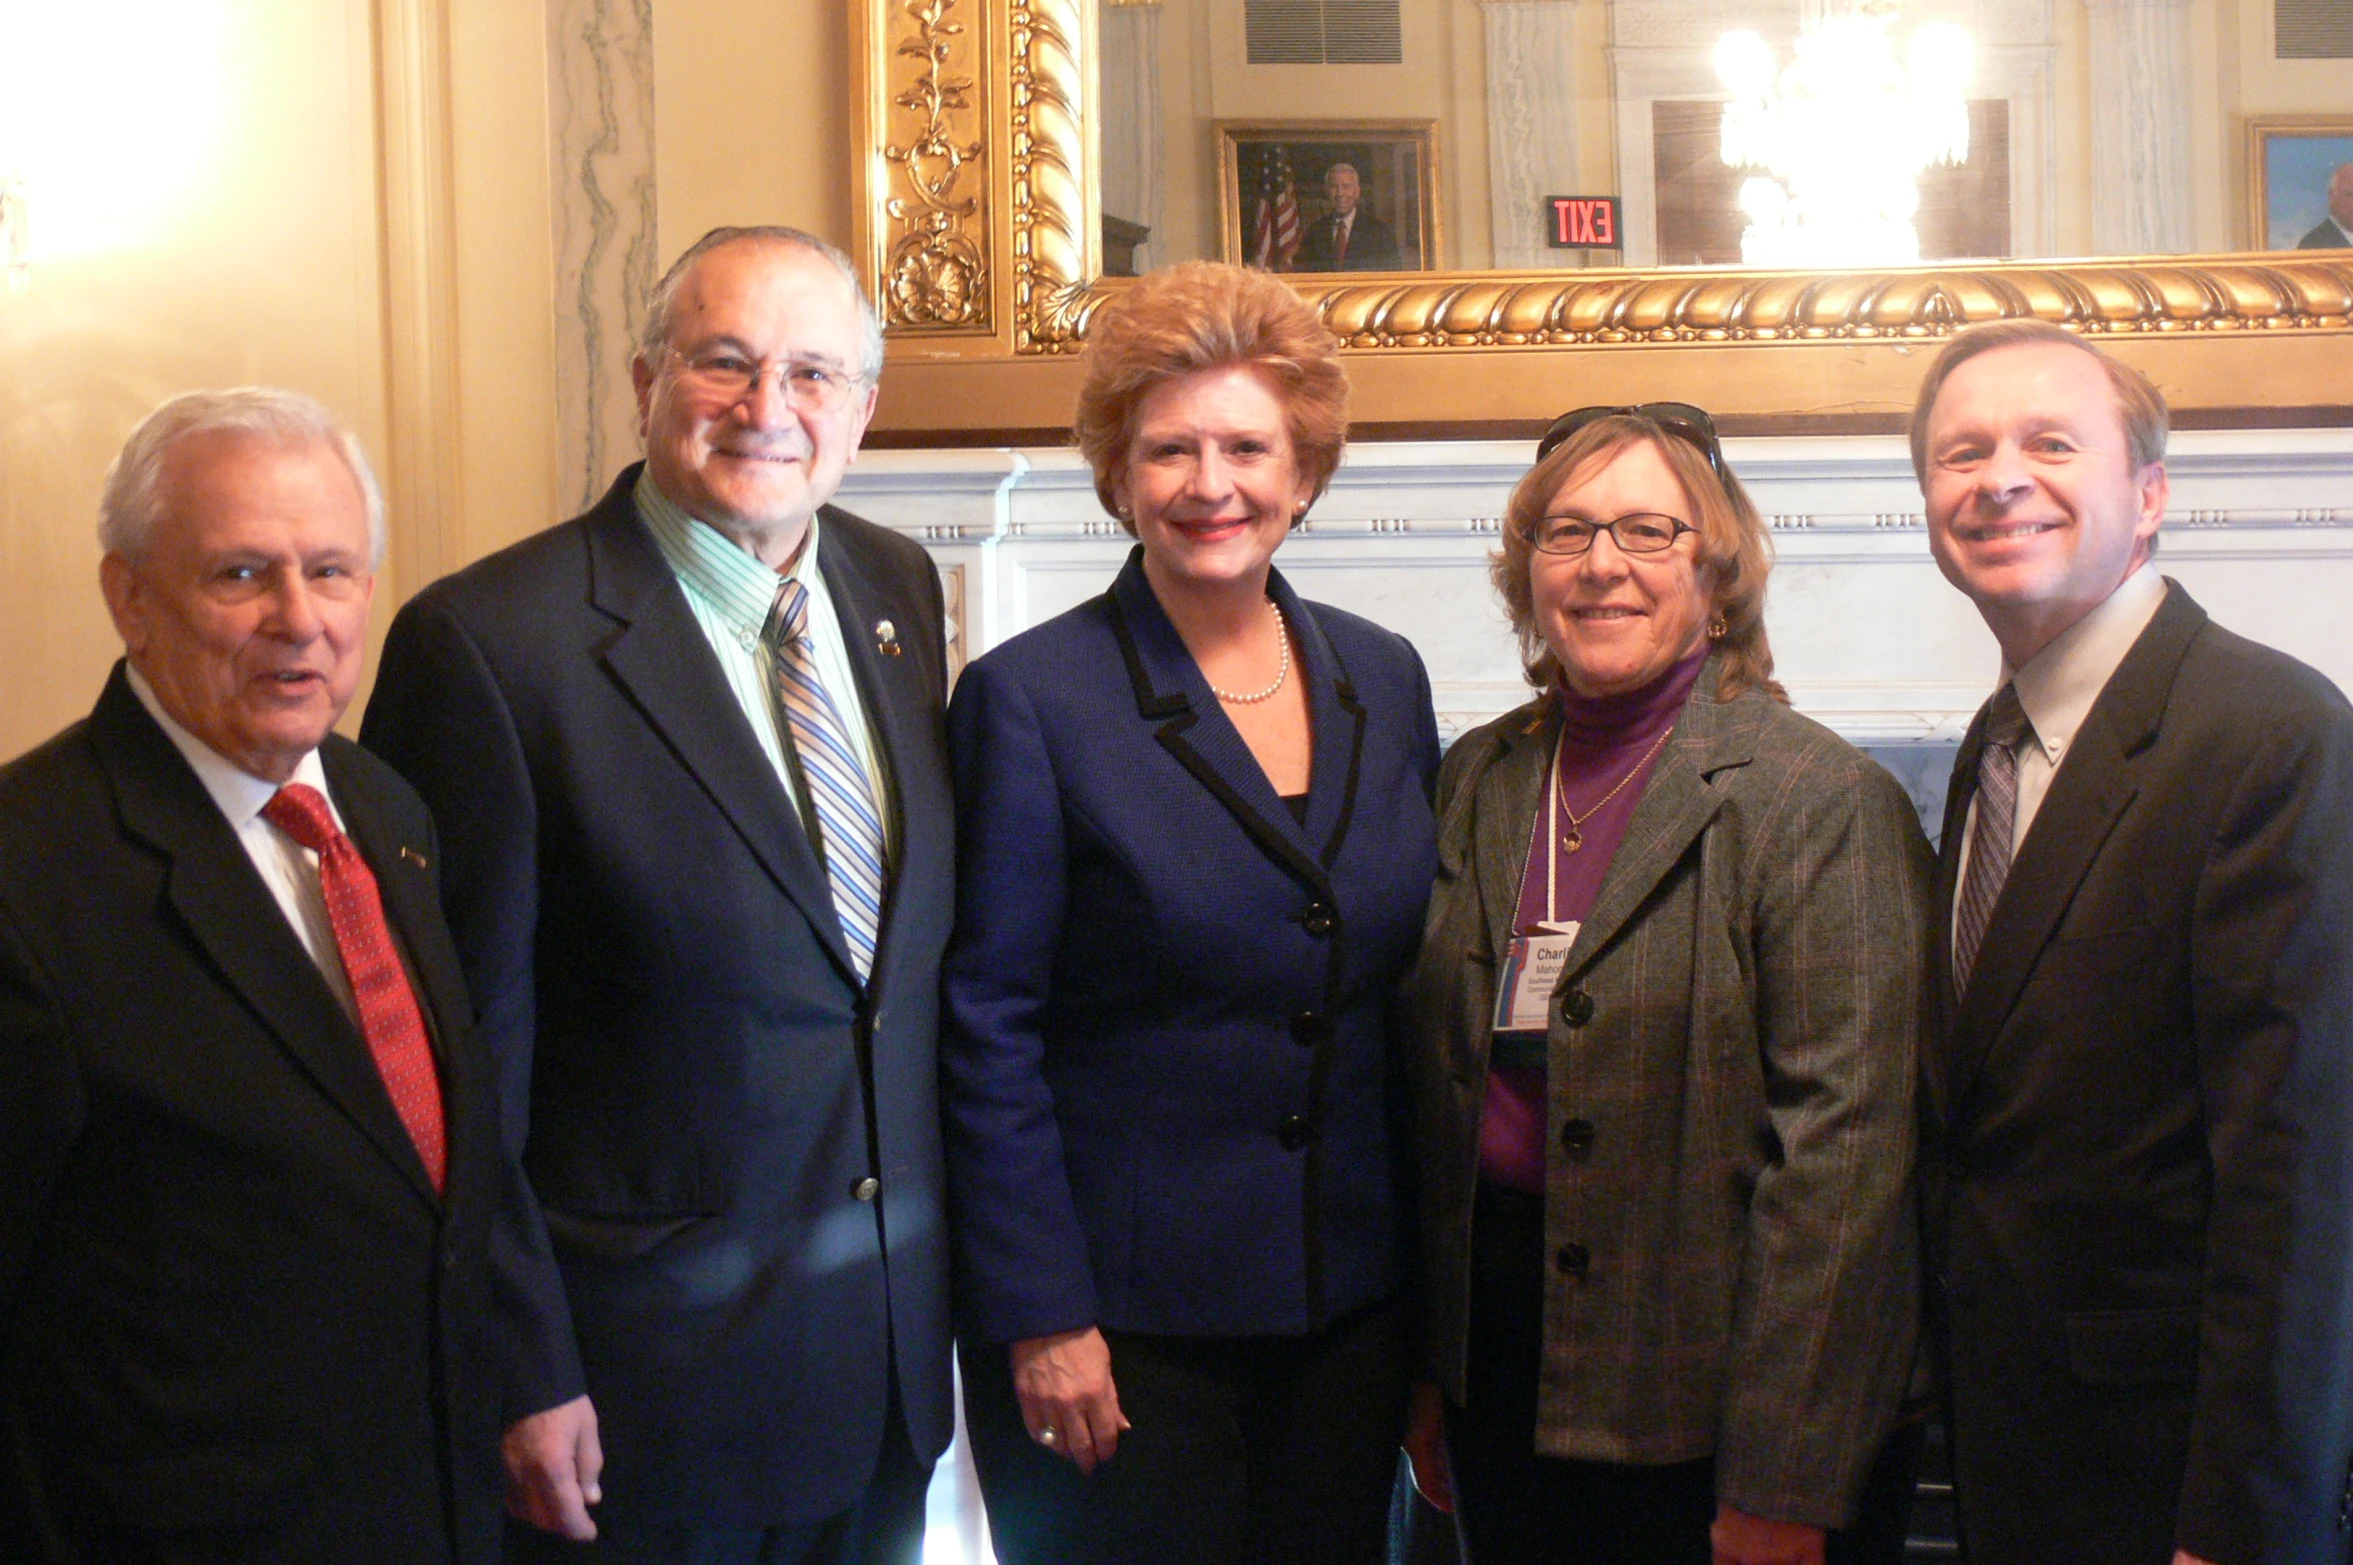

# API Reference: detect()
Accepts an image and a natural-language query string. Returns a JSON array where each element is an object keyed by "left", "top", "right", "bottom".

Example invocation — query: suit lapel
[
  {"left": 1468, "top": 701, "right": 1554, "bottom": 961},
  {"left": 1101, "top": 551, "right": 1341, "bottom": 900},
  {"left": 1924, "top": 708, "right": 1987, "bottom": 1131},
  {"left": 1944, "top": 583, "right": 2208, "bottom": 1104},
  {"left": 584, "top": 489, "right": 854, "bottom": 980},
  {"left": 93, "top": 673, "right": 438, "bottom": 1203},
  {"left": 1562, "top": 672, "right": 1748, "bottom": 979}
]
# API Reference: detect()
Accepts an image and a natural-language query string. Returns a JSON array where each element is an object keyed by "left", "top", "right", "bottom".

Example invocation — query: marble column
[
  {"left": 1098, "top": 0, "right": 1163, "bottom": 273},
  {"left": 1483, "top": 0, "right": 1583, "bottom": 271},
  {"left": 2084, "top": 0, "right": 2193, "bottom": 256},
  {"left": 546, "top": 0, "right": 659, "bottom": 514}
]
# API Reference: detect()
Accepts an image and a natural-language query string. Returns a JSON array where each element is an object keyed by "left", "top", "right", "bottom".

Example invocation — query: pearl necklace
[{"left": 1206, "top": 601, "right": 1291, "bottom": 704}]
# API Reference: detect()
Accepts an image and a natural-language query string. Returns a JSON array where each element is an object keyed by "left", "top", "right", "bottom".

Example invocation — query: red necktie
[
  {"left": 263, "top": 783, "right": 447, "bottom": 1191},
  {"left": 1335, "top": 215, "right": 1351, "bottom": 267}
]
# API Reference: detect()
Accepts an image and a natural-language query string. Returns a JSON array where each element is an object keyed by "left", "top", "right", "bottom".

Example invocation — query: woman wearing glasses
[
  {"left": 1401, "top": 406, "right": 1933, "bottom": 1565},
  {"left": 940, "top": 262, "right": 1440, "bottom": 1563}
]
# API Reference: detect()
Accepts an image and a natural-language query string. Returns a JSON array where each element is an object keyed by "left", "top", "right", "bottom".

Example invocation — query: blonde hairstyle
[
  {"left": 1492, "top": 415, "right": 1783, "bottom": 703},
  {"left": 1073, "top": 261, "right": 1349, "bottom": 528},
  {"left": 1908, "top": 318, "right": 2169, "bottom": 480}
]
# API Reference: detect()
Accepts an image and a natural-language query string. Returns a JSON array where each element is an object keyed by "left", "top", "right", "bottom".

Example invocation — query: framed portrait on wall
[
  {"left": 1216, "top": 120, "right": 1439, "bottom": 275},
  {"left": 2248, "top": 118, "right": 2353, "bottom": 251}
]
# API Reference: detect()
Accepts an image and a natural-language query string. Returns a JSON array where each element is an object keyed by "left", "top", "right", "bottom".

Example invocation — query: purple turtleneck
[{"left": 1479, "top": 645, "right": 1710, "bottom": 1193}]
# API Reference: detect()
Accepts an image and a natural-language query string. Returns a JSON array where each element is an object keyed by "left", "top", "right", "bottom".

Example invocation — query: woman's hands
[
  {"left": 1010, "top": 1326, "right": 1131, "bottom": 1476},
  {"left": 1710, "top": 1504, "right": 1826, "bottom": 1565}
]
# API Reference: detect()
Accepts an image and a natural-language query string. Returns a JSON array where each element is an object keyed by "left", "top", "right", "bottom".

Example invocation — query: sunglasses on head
[{"left": 1535, "top": 402, "right": 1730, "bottom": 492}]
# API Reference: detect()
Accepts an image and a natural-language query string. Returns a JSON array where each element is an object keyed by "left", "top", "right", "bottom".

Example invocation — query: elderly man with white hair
[{"left": 0, "top": 387, "right": 577, "bottom": 1563}]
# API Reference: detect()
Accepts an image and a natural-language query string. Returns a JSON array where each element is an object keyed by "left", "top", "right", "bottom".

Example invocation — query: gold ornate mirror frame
[{"left": 851, "top": 0, "right": 2353, "bottom": 444}]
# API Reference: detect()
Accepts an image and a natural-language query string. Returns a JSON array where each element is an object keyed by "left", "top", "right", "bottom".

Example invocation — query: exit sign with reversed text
[{"left": 1547, "top": 196, "right": 1622, "bottom": 249}]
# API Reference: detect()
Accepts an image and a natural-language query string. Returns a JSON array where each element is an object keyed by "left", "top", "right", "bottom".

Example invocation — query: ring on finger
[{"left": 1036, "top": 1426, "right": 1058, "bottom": 1447}]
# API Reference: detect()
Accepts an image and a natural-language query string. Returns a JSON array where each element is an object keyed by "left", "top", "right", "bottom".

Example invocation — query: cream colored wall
[{"left": 0, "top": 0, "right": 392, "bottom": 757}]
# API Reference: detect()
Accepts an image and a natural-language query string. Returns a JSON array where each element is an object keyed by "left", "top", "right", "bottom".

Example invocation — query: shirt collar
[
  {"left": 2006, "top": 563, "right": 2167, "bottom": 769},
  {"left": 635, "top": 470, "right": 823, "bottom": 634},
  {"left": 124, "top": 664, "right": 335, "bottom": 831}
]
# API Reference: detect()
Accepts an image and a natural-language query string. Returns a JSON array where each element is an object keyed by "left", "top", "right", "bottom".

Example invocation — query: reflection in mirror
[{"left": 1096, "top": 0, "right": 2353, "bottom": 276}]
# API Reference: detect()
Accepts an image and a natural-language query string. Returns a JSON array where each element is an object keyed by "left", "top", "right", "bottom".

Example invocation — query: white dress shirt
[
  {"left": 1954, "top": 563, "right": 2168, "bottom": 932},
  {"left": 126, "top": 665, "right": 360, "bottom": 1025},
  {"left": 636, "top": 473, "right": 894, "bottom": 856}
]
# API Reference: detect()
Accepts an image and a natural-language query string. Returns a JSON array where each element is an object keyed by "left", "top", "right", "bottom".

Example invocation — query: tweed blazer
[{"left": 1401, "top": 660, "right": 1933, "bottom": 1529}]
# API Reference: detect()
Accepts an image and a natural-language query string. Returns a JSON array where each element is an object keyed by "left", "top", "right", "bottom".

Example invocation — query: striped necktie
[
  {"left": 1952, "top": 683, "right": 2031, "bottom": 995},
  {"left": 767, "top": 577, "right": 886, "bottom": 978},
  {"left": 262, "top": 782, "right": 447, "bottom": 1190}
]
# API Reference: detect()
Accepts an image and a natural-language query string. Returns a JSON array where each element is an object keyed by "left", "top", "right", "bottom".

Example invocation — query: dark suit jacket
[
  {"left": 2295, "top": 217, "right": 2350, "bottom": 249},
  {"left": 1924, "top": 582, "right": 2353, "bottom": 1565},
  {"left": 941, "top": 549, "right": 1439, "bottom": 1343},
  {"left": 1293, "top": 209, "right": 1404, "bottom": 272},
  {"left": 1401, "top": 667, "right": 1931, "bottom": 1528},
  {"left": 0, "top": 666, "right": 546, "bottom": 1564},
  {"left": 362, "top": 467, "right": 956, "bottom": 1530}
]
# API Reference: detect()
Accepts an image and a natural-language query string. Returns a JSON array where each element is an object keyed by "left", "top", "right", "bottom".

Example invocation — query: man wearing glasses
[{"left": 365, "top": 227, "right": 956, "bottom": 1565}]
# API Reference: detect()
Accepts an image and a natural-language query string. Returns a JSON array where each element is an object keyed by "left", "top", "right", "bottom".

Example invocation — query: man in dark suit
[
  {"left": 2293, "top": 162, "right": 2353, "bottom": 248},
  {"left": 1292, "top": 163, "right": 1404, "bottom": 272},
  {"left": 363, "top": 227, "right": 955, "bottom": 1564},
  {"left": 0, "top": 388, "right": 578, "bottom": 1562},
  {"left": 1912, "top": 319, "right": 2353, "bottom": 1565}
]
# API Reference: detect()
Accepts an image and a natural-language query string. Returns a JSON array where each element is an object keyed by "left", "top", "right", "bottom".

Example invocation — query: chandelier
[{"left": 1715, "top": 1, "right": 1973, "bottom": 268}]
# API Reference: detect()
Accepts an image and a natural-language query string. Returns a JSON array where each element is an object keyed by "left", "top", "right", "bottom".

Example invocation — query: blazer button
[
  {"left": 851, "top": 1177, "right": 881, "bottom": 1202},
  {"left": 1559, "top": 1118, "right": 1597, "bottom": 1157},
  {"left": 1277, "top": 1115, "right": 1315, "bottom": 1151},
  {"left": 1555, "top": 1241, "right": 1590, "bottom": 1277},
  {"left": 1290, "top": 1011, "right": 1334, "bottom": 1047},
  {"left": 1559, "top": 988, "right": 1594, "bottom": 1027},
  {"left": 1301, "top": 902, "right": 1338, "bottom": 938}
]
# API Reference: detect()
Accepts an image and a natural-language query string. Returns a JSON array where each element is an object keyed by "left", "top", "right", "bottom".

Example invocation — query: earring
[{"left": 1707, "top": 616, "right": 1728, "bottom": 640}]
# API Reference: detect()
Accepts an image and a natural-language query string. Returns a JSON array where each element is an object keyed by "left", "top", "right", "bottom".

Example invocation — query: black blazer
[
  {"left": 941, "top": 550, "right": 1440, "bottom": 1344},
  {"left": 1923, "top": 583, "right": 2353, "bottom": 1565},
  {"left": 362, "top": 468, "right": 956, "bottom": 1530},
  {"left": 1293, "top": 210, "right": 1404, "bottom": 272},
  {"left": 0, "top": 666, "right": 539, "bottom": 1564}
]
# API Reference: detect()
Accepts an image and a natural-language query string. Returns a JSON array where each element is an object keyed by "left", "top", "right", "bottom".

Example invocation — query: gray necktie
[{"left": 1952, "top": 683, "right": 2030, "bottom": 994}]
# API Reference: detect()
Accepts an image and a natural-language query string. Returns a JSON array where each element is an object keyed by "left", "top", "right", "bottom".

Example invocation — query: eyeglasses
[
  {"left": 666, "top": 347, "right": 868, "bottom": 414},
  {"left": 1527, "top": 512, "right": 1698, "bottom": 557},
  {"left": 1535, "top": 402, "right": 1730, "bottom": 492}
]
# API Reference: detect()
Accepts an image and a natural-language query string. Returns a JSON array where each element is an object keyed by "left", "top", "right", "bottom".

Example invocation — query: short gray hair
[
  {"left": 98, "top": 387, "right": 388, "bottom": 568},
  {"left": 635, "top": 226, "right": 885, "bottom": 383}
]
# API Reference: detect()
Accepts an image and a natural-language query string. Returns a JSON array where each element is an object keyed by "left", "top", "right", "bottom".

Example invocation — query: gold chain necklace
[{"left": 1555, "top": 722, "right": 1674, "bottom": 853}]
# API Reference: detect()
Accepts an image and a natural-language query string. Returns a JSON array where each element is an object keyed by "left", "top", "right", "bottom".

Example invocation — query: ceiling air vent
[
  {"left": 2277, "top": 0, "right": 2353, "bottom": 58},
  {"left": 1246, "top": 0, "right": 1402, "bottom": 65}
]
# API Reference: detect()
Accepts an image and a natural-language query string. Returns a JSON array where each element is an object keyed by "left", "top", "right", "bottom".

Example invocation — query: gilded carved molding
[
  {"left": 1019, "top": 255, "right": 2353, "bottom": 355},
  {"left": 877, "top": 0, "right": 990, "bottom": 331},
  {"left": 858, "top": 0, "right": 2353, "bottom": 362},
  {"left": 1008, "top": 0, "right": 1095, "bottom": 351}
]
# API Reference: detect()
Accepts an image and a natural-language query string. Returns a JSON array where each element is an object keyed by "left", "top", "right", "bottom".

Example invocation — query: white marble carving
[
  {"left": 1483, "top": 0, "right": 1585, "bottom": 271},
  {"left": 840, "top": 429, "right": 2353, "bottom": 746},
  {"left": 547, "top": 0, "right": 659, "bottom": 513},
  {"left": 2084, "top": 0, "right": 2194, "bottom": 257}
]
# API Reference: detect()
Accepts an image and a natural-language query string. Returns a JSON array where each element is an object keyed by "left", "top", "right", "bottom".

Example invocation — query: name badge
[{"left": 1493, "top": 922, "right": 1579, "bottom": 1033}]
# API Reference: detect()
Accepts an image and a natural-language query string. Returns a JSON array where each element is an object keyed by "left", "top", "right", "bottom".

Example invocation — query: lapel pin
[
  {"left": 400, "top": 846, "right": 430, "bottom": 869},
  {"left": 875, "top": 619, "right": 902, "bottom": 656}
]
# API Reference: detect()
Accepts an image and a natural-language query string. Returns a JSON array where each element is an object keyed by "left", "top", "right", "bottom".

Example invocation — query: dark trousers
[
  {"left": 1449, "top": 1181, "right": 1919, "bottom": 1565},
  {"left": 503, "top": 1394, "right": 931, "bottom": 1565},
  {"left": 963, "top": 1296, "right": 1410, "bottom": 1565}
]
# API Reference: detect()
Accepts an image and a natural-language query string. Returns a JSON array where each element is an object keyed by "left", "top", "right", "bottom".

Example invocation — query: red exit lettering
[{"left": 1547, "top": 197, "right": 1622, "bottom": 249}]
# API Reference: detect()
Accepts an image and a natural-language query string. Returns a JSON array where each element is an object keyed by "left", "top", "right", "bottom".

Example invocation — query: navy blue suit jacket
[
  {"left": 362, "top": 469, "right": 955, "bottom": 1529},
  {"left": 942, "top": 549, "right": 1440, "bottom": 1344}
]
